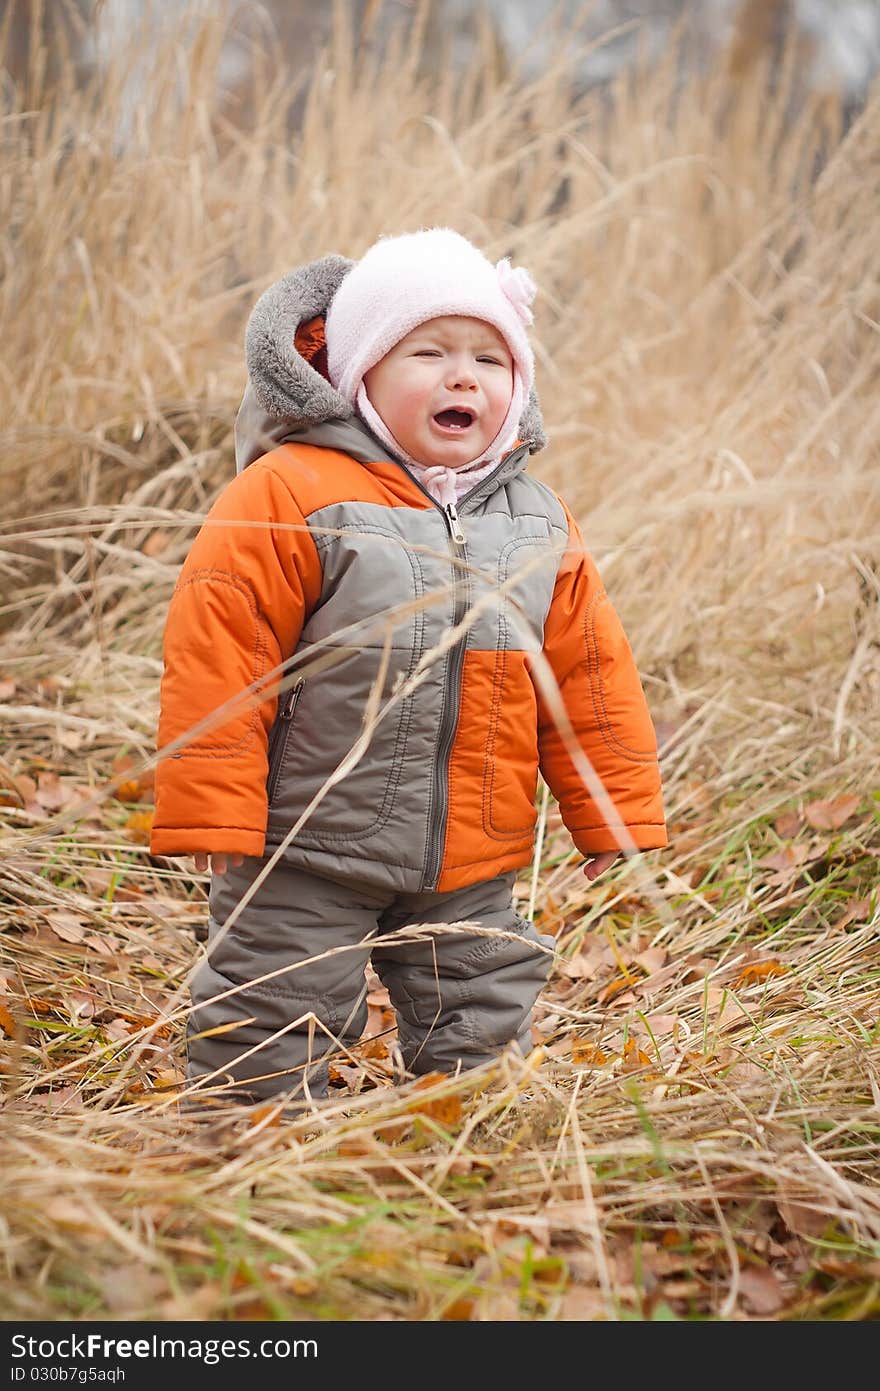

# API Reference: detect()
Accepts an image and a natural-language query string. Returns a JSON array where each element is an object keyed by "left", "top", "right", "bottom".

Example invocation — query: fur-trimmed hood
[{"left": 234, "top": 254, "right": 548, "bottom": 474}]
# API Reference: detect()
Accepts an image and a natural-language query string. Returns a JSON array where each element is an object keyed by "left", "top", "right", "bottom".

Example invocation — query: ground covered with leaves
[{"left": 1, "top": 3, "right": 879, "bottom": 1321}]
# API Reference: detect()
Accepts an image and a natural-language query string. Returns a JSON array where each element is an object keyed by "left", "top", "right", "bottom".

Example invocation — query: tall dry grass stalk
[{"left": 0, "top": 0, "right": 878, "bottom": 1321}]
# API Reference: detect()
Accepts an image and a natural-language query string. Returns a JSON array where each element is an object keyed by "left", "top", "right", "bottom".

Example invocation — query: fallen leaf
[
  {"left": 759, "top": 843, "right": 810, "bottom": 874},
  {"left": 151, "top": 1069, "right": 184, "bottom": 1090},
  {"left": 773, "top": 810, "right": 804, "bottom": 838},
  {"left": 803, "top": 794, "right": 860, "bottom": 831},
  {"left": 103, "top": 1018, "right": 134, "bottom": 1042},
  {"left": 374, "top": 1118, "right": 412, "bottom": 1144},
  {"left": 336, "top": 1140, "right": 369, "bottom": 1162},
  {"left": 114, "top": 779, "right": 144, "bottom": 802},
  {"left": 738, "top": 1264, "right": 786, "bottom": 1315},
  {"left": 814, "top": 1255, "right": 880, "bottom": 1280},
  {"left": 735, "top": 960, "right": 788, "bottom": 987},
  {"left": 633, "top": 947, "right": 668, "bottom": 975},
  {"left": 572, "top": 1040, "right": 607, "bottom": 1065},
  {"left": 776, "top": 1197, "right": 831, "bottom": 1239},
  {"left": 597, "top": 974, "right": 636, "bottom": 1005},
  {"left": 83, "top": 933, "right": 114, "bottom": 957},
  {"left": 67, "top": 990, "right": 96, "bottom": 1021},
  {"left": 46, "top": 911, "right": 87, "bottom": 944},
  {"left": 111, "top": 754, "right": 154, "bottom": 803},
  {"left": 835, "top": 897, "right": 871, "bottom": 930},
  {"left": 406, "top": 1074, "right": 463, "bottom": 1127},
  {"left": 560, "top": 950, "right": 602, "bottom": 980},
  {"left": 0, "top": 1002, "right": 16, "bottom": 1037},
  {"left": 682, "top": 956, "right": 715, "bottom": 982},
  {"left": 621, "top": 1038, "right": 654, "bottom": 1069},
  {"left": 642, "top": 1013, "right": 679, "bottom": 1037},
  {"left": 34, "top": 772, "right": 68, "bottom": 811},
  {"left": 124, "top": 810, "right": 154, "bottom": 842},
  {"left": 441, "top": 1297, "right": 476, "bottom": 1321}
]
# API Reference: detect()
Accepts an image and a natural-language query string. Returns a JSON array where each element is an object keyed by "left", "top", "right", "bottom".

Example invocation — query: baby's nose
[{"left": 447, "top": 361, "right": 478, "bottom": 388}]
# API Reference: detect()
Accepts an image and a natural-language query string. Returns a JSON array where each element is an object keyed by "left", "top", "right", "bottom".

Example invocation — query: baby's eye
[
  {"left": 477, "top": 355, "right": 506, "bottom": 366},
  {"left": 414, "top": 349, "right": 442, "bottom": 357}
]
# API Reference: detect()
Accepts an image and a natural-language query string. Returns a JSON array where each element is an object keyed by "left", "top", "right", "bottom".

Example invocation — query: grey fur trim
[
  {"left": 244, "top": 254, "right": 355, "bottom": 425},
  {"left": 520, "top": 387, "right": 546, "bottom": 453}
]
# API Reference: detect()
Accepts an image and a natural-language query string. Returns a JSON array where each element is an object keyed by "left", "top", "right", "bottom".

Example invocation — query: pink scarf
[{"left": 357, "top": 379, "right": 524, "bottom": 509}]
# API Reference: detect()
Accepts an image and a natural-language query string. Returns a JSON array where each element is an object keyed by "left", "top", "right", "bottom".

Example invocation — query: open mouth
[{"left": 433, "top": 408, "right": 475, "bottom": 432}]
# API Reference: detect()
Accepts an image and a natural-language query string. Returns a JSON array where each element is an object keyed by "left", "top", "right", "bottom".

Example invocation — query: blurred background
[{"left": 5, "top": 1, "right": 880, "bottom": 120}]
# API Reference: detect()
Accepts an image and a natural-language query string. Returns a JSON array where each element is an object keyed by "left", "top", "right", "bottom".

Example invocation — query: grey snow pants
[{"left": 186, "top": 859, "right": 555, "bottom": 1104}]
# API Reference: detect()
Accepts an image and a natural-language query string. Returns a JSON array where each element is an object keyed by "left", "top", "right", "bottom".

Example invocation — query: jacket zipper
[
  {"left": 393, "top": 450, "right": 527, "bottom": 890},
  {"left": 266, "top": 678, "right": 304, "bottom": 804},
  {"left": 421, "top": 505, "right": 469, "bottom": 889}
]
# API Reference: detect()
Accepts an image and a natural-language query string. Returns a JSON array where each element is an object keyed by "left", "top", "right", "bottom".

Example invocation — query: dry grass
[{"left": 1, "top": 1, "right": 879, "bottom": 1321}]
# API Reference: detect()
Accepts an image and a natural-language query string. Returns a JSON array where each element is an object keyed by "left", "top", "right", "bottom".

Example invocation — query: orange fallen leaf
[
  {"left": 112, "top": 754, "right": 154, "bottom": 803},
  {"left": 597, "top": 973, "right": 636, "bottom": 1004},
  {"left": 407, "top": 1074, "right": 463, "bottom": 1127},
  {"left": 572, "top": 1040, "right": 607, "bottom": 1065},
  {"left": 151, "top": 1068, "right": 184, "bottom": 1089},
  {"left": 246, "top": 1103, "right": 285, "bottom": 1129},
  {"left": 803, "top": 794, "right": 860, "bottom": 831},
  {"left": 338, "top": 1136, "right": 372, "bottom": 1158},
  {"left": 114, "top": 779, "right": 144, "bottom": 803},
  {"left": 622, "top": 1039, "right": 653, "bottom": 1067},
  {"left": 374, "top": 1118, "right": 412, "bottom": 1143},
  {"left": 124, "top": 810, "right": 154, "bottom": 842},
  {"left": 441, "top": 1297, "right": 476, "bottom": 1321},
  {"left": 0, "top": 1002, "right": 16, "bottom": 1038},
  {"left": 735, "top": 960, "right": 788, "bottom": 987}
]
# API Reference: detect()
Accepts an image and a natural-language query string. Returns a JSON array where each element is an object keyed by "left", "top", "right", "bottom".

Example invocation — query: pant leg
[
  {"left": 187, "top": 858, "right": 391, "bottom": 1103},
  {"left": 372, "top": 872, "right": 555, "bottom": 1078}
]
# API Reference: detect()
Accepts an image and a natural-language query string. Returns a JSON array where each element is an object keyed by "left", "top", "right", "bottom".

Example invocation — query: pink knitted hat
[{"left": 324, "top": 227, "right": 537, "bottom": 465}]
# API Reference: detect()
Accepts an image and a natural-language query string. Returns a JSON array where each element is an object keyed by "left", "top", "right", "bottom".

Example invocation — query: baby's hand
[
  {"left": 582, "top": 851, "right": 620, "bottom": 881},
  {"left": 193, "top": 853, "right": 244, "bottom": 875}
]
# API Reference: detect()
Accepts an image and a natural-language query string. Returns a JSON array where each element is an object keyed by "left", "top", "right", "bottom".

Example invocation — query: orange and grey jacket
[{"left": 151, "top": 255, "right": 667, "bottom": 891}]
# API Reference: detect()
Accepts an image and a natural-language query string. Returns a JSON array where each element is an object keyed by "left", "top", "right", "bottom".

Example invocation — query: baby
[{"left": 151, "top": 228, "right": 667, "bottom": 1105}]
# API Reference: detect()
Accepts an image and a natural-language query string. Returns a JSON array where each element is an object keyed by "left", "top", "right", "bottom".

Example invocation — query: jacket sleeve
[
  {"left": 150, "top": 459, "right": 322, "bottom": 858},
  {"left": 536, "top": 501, "right": 667, "bottom": 857}
]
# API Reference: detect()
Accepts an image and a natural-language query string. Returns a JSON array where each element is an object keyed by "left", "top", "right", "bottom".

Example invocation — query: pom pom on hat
[{"left": 324, "top": 227, "right": 537, "bottom": 407}]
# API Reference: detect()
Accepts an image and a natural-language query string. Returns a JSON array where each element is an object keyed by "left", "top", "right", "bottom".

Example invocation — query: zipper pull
[
  {"left": 279, "top": 679, "right": 303, "bottom": 719},
  {"left": 444, "top": 501, "right": 466, "bottom": 545}
]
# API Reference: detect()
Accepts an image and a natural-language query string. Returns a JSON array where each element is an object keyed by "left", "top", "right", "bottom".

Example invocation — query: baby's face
[{"left": 363, "top": 315, "right": 513, "bottom": 469}]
